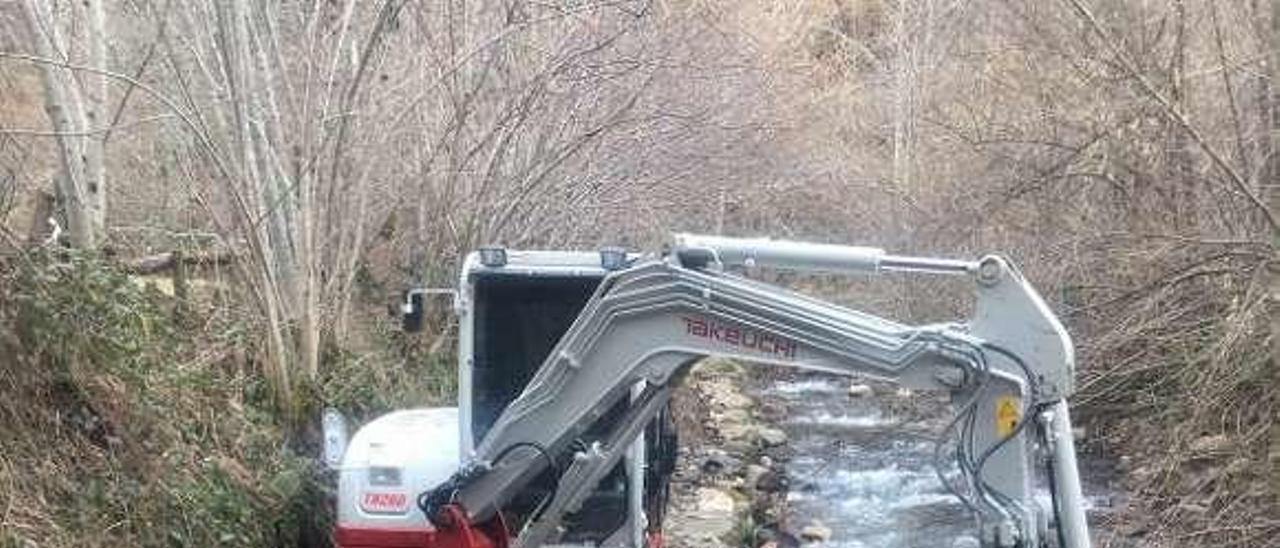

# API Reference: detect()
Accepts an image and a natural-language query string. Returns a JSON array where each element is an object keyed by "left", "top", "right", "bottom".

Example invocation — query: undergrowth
[
  {"left": 320, "top": 323, "right": 455, "bottom": 426},
  {"left": 1062, "top": 245, "right": 1278, "bottom": 546},
  {"left": 0, "top": 251, "right": 452, "bottom": 547},
  {"left": 0, "top": 250, "right": 310, "bottom": 546}
]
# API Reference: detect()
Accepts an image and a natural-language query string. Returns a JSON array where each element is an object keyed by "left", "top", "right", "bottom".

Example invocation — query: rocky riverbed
[
  {"left": 663, "top": 360, "right": 1127, "bottom": 548},
  {"left": 663, "top": 359, "right": 795, "bottom": 548}
]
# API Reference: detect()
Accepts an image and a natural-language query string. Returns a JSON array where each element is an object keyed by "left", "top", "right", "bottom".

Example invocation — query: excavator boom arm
[{"left": 420, "top": 234, "right": 1090, "bottom": 548}]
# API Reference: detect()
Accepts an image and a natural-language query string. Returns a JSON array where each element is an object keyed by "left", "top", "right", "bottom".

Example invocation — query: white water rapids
[{"left": 760, "top": 375, "right": 1122, "bottom": 548}]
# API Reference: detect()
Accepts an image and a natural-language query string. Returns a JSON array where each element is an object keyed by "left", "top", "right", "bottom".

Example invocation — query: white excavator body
[{"left": 334, "top": 249, "right": 665, "bottom": 548}]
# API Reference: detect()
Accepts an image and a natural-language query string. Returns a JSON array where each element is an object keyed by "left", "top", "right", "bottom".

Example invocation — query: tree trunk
[
  {"left": 1266, "top": 0, "right": 1280, "bottom": 509},
  {"left": 1168, "top": 0, "right": 1194, "bottom": 229},
  {"left": 84, "top": 0, "right": 109, "bottom": 239},
  {"left": 18, "top": 0, "right": 102, "bottom": 249},
  {"left": 890, "top": 0, "right": 914, "bottom": 196}
]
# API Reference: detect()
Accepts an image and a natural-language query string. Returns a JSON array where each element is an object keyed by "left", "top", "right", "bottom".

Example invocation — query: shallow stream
[{"left": 759, "top": 374, "right": 1123, "bottom": 548}]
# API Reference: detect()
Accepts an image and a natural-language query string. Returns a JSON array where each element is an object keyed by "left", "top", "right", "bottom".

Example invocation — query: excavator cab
[{"left": 335, "top": 248, "right": 675, "bottom": 548}]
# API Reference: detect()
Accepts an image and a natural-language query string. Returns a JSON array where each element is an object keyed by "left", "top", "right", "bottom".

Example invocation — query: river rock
[
  {"left": 665, "top": 487, "right": 737, "bottom": 548},
  {"left": 754, "top": 468, "right": 788, "bottom": 493},
  {"left": 755, "top": 526, "right": 801, "bottom": 548},
  {"left": 847, "top": 383, "right": 873, "bottom": 398},
  {"left": 756, "top": 427, "right": 788, "bottom": 447},
  {"left": 799, "top": 521, "right": 832, "bottom": 543},
  {"left": 757, "top": 401, "right": 787, "bottom": 421},
  {"left": 720, "top": 421, "right": 756, "bottom": 452},
  {"left": 745, "top": 464, "right": 769, "bottom": 488},
  {"left": 698, "top": 487, "right": 737, "bottom": 513},
  {"left": 701, "top": 449, "right": 742, "bottom": 476}
]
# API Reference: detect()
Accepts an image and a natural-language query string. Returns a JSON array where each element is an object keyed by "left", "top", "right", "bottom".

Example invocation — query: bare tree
[
  {"left": 1265, "top": 0, "right": 1280, "bottom": 505},
  {"left": 16, "top": 0, "right": 108, "bottom": 248},
  {"left": 114, "top": 0, "right": 757, "bottom": 412}
]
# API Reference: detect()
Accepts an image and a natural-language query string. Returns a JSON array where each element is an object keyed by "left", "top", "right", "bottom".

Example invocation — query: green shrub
[
  {"left": 0, "top": 251, "right": 315, "bottom": 547},
  {"left": 320, "top": 318, "right": 456, "bottom": 424}
]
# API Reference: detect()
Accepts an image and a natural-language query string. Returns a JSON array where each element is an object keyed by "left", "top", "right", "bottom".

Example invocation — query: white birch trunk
[
  {"left": 84, "top": 0, "right": 108, "bottom": 238},
  {"left": 19, "top": 0, "right": 97, "bottom": 248}
]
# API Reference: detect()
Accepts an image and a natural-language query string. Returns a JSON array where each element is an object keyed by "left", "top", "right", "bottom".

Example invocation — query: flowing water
[{"left": 760, "top": 374, "right": 1123, "bottom": 548}]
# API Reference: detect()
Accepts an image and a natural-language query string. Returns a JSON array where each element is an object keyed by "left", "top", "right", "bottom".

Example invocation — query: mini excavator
[{"left": 332, "top": 234, "right": 1092, "bottom": 548}]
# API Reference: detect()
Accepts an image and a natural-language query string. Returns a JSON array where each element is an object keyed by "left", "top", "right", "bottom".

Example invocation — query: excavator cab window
[
  {"left": 469, "top": 270, "right": 676, "bottom": 542},
  {"left": 471, "top": 274, "right": 599, "bottom": 443}
]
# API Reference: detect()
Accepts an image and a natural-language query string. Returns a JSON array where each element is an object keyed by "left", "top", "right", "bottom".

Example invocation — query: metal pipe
[
  {"left": 673, "top": 233, "right": 976, "bottom": 276},
  {"left": 879, "top": 255, "right": 976, "bottom": 275},
  {"left": 628, "top": 381, "right": 646, "bottom": 548},
  {"left": 1049, "top": 399, "right": 1092, "bottom": 548},
  {"left": 674, "top": 233, "right": 884, "bottom": 273}
]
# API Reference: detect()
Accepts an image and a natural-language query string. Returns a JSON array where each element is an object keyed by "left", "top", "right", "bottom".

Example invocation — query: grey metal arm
[{"left": 428, "top": 234, "right": 1090, "bottom": 548}]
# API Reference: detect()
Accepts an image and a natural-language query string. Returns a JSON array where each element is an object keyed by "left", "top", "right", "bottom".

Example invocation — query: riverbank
[{"left": 663, "top": 359, "right": 796, "bottom": 548}]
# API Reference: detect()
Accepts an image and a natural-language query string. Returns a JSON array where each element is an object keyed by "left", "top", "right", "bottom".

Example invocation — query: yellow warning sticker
[{"left": 995, "top": 396, "right": 1021, "bottom": 437}]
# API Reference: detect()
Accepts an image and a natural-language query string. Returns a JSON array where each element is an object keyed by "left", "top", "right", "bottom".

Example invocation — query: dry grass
[{"left": 710, "top": 1, "right": 1280, "bottom": 545}]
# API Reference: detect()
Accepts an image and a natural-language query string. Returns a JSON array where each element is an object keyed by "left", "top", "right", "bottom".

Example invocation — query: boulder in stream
[
  {"left": 847, "top": 383, "right": 874, "bottom": 398},
  {"left": 756, "top": 426, "right": 788, "bottom": 447},
  {"left": 799, "top": 521, "right": 832, "bottom": 543}
]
